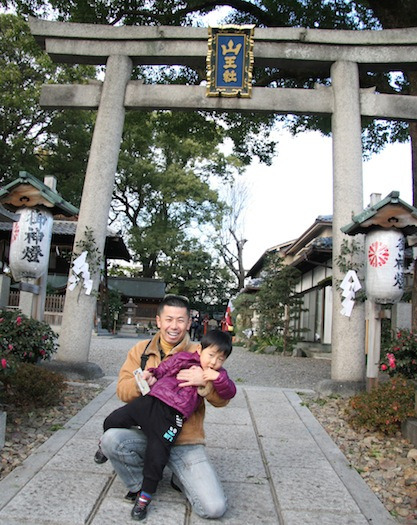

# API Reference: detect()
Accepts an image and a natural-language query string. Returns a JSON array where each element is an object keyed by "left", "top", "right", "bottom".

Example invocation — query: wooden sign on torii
[{"left": 29, "top": 17, "right": 417, "bottom": 388}]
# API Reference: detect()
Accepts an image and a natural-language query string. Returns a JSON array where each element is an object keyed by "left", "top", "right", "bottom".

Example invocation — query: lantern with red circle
[{"left": 365, "top": 229, "right": 405, "bottom": 304}]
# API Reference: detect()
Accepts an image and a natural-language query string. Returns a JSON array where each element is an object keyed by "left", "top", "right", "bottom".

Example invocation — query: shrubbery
[
  {"left": 380, "top": 329, "right": 417, "bottom": 380},
  {"left": 346, "top": 376, "right": 415, "bottom": 434},
  {"left": 249, "top": 334, "right": 285, "bottom": 354},
  {"left": 0, "top": 309, "right": 62, "bottom": 407},
  {"left": 0, "top": 309, "right": 58, "bottom": 368},
  {"left": 2, "top": 363, "right": 67, "bottom": 407}
]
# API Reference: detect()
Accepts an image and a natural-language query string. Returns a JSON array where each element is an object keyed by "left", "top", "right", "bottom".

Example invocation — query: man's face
[{"left": 156, "top": 305, "right": 191, "bottom": 345}]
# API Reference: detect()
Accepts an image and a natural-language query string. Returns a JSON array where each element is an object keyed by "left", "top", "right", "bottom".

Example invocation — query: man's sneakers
[
  {"left": 131, "top": 491, "right": 152, "bottom": 521},
  {"left": 170, "top": 474, "right": 182, "bottom": 492},
  {"left": 93, "top": 447, "right": 108, "bottom": 464}
]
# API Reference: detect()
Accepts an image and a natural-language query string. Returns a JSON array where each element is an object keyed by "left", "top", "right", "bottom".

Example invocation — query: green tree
[
  {"left": 157, "top": 238, "right": 235, "bottom": 311},
  {"left": 112, "top": 109, "right": 237, "bottom": 277},
  {"left": 230, "top": 291, "right": 257, "bottom": 340},
  {"left": 256, "top": 253, "right": 302, "bottom": 352},
  {"left": 0, "top": 13, "right": 95, "bottom": 191}
]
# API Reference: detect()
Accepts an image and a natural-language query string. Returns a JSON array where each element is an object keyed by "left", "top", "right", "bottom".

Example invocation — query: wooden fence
[{"left": 8, "top": 291, "right": 65, "bottom": 326}]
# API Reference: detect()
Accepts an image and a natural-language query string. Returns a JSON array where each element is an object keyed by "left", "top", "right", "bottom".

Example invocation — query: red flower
[
  {"left": 387, "top": 353, "right": 396, "bottom": 369},
  {"left": 8, "top": 344, "right": 13, "bottom": 351},
  {"left": 1, "top": 358, "right": 7, "bottom": 369},
  {"left": 16, "top": 316, "right": 22, "bottom": 325},
  {"left": 381, "top": 364, "right": 388, "bottom": 371}
]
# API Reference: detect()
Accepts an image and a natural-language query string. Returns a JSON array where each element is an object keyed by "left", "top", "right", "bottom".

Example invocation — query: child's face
[{"left": 200, "top": 345, "right": 226, "bottom": 371}]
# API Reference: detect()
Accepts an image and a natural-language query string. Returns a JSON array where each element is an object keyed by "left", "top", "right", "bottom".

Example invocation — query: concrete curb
[{"left": 284, "top": 389, "right": 397, "bottom": 525}]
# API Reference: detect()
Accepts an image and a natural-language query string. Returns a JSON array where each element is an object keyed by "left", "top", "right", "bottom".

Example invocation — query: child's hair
[{"left": 201, "top": 330, "right": 233, "bottom": 358}]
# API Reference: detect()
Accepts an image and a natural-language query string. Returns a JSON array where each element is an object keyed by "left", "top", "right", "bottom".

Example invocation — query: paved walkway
[{"left": 0, "top": 377, "right": 395, "bottom": 524}]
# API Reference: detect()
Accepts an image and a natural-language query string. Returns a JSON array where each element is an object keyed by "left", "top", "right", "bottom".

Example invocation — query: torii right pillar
[{"left": 322, "top": 60, "right": 366, "bottom": 395}]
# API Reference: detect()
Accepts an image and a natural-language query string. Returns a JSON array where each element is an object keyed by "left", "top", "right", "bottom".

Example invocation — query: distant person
[
  {"left": 95, "top": 330, "right": 235, "bottom": 520},
  {"left": 220, "top": 316, "right": 228, "bottom": 332},
  {"left": 190, "top": 315, "right": 199, "bottom": 340},
  {"left": 208, "top": 317, "right": 218, "bottom": 331},
  {"left": 202, "top": 313, "right": 209, "bottom": 335}
]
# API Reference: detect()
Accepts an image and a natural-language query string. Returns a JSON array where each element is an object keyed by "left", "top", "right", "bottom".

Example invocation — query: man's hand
[{"left": 177, "top": 365, "right": 205, "bottom": 387}]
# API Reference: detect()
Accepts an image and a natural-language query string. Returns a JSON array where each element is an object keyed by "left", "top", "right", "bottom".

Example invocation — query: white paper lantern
[
  {"left": 365, "top": 229, "right": 405, "bottom": 304},
  {"left": 9, "top": 207, "right": 53, "bottom": 281}
]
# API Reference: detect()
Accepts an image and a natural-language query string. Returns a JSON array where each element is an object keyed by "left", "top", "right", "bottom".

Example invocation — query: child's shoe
[{"left": 131, "top": 491, "right": 152, "bottom": 521}]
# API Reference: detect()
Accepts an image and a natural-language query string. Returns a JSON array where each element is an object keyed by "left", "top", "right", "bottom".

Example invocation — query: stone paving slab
[{"left": 0, "top": 383, "right": 397, "bottom": 525}]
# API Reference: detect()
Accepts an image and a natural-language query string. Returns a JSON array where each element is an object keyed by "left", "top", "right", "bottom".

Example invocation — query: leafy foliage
[
  {"left": 157, "top": 238, "right": 235, "bottom": 311},
  {"left": 0, "top": 309, "right": 58, "bottom": 368},
  {"left": 346, "top": 376, "right": 415, "bottom": 434},
  {"left": 380, "top": 329, "right": 417, "bottom": 380},
  {"left": 256, "top": 253, "right": 302, "bottom": 345},
  {"left": 2, "top": 362, "right": 66, "bottom": 407},
  {"left": 0, "top": 13, "right": 96, "bottom": 187},
  {"left": 100, "top": 287, "right": 124, "bottom": 332},
  {"left": 230, "top": 292, "right": 257, "bottom": 343},
  {"left": 249, "top": 333, "right": 285, "bottom": 354},
  {"left": 113, "top": 109, "right": 239, "bottom": 278}
]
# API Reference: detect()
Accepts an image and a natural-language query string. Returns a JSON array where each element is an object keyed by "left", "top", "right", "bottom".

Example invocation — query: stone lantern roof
[
  {"left": 0, "top": 171, "right": 78, "bottom": 217},
  {"left": 341, "top": 191, "right": 417, "bottom": 236}
]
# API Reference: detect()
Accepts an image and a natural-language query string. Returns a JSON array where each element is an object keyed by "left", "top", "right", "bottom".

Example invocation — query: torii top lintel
[
  {"left": 29, "top": 16, "right": 417, "bottom": 72},
  {"left": 29, "top": 17, "right": 417, "bottom": 120}
]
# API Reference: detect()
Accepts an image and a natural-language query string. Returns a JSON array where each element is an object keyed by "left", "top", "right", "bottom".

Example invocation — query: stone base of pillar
[
  {"left": 0, "top": 411, "right": 6, "bottom": 450},
  {"left": 401, "top": 418, "right": 417, "bottom": 447},
  {"left": 0, "top": 274, "right": 11, "bottom": 308},
  {"left": 317, "top": 379, "right": 365, "bottom": 397},
  {"left": 39, "top": 360, "right": 104, "bottom": 380}
]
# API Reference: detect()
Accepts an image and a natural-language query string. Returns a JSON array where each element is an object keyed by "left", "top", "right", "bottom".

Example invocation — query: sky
[{"left": 240, "top": 131, "right": 412, "bottom": 270}]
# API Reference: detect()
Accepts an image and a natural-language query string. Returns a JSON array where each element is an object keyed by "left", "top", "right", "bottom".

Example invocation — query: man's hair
[
  {"left": 157, "top": 294, "right": 191, "bottom": 317},
  {"left": 201, "top": 330, "right": 233, "bottom": 358}
]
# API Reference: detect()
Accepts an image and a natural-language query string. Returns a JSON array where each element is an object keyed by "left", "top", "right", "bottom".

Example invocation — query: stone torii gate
[{"left": 29, "top": 17, "right": 417, "bottom": 388}]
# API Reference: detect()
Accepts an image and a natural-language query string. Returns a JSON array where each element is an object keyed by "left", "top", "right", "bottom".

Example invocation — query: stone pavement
[{"left": 0, "top": 381, "right": 396, "bottom": 525}]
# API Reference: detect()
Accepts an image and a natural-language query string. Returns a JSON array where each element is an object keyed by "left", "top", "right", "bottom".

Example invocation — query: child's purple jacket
[{"left": 148, "top": 351, "right": 236, "bottom": 420}]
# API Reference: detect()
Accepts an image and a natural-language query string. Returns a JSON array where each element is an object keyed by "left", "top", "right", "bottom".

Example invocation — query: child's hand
[
  {"left": 202, "top": 369, "right": 220, "bottom": 382},
  {"left": 142, "top": 370, "right": 157, "bottom": 386}
]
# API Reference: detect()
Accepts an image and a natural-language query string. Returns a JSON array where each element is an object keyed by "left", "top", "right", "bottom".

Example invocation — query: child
[{"left": 94, "top": 330, "right": 236, "bottom": 521}]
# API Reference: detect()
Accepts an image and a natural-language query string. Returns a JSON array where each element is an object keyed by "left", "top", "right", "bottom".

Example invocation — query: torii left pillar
[{"left": 56, "top": 55, "right": 132, "bottom": 373}]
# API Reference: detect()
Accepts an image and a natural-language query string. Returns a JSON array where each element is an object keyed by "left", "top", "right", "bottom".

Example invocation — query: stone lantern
[
  {"left": 342, "top": 191, "right": 417, "bottom": 389},
  {"left": 124, "top": 297, "right": 137, "bottom": 325},
  {"left": 0, "top": 171, "right": 78, "bottom": 320}
]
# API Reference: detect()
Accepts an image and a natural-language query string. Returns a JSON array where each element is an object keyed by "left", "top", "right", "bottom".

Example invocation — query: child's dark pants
[{"left": 103, "top": 395, "right": 184, "bottom": 494}]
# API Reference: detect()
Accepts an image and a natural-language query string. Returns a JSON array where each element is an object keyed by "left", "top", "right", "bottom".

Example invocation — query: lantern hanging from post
[
  {"left": 365, "top": 228, "right": 405, "bottom": 304},
  {"left": 9, "top": 207, "right": 53, "bottom": 281}
]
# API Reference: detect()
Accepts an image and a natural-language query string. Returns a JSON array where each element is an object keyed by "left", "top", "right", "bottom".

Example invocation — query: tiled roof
[
  {"left": 108, "top": 277, "right": 165, "bottom": 299},
  {"left": 0, "top": 220, "right": 117, "bottom": 237},
  {"left": 0, "top": 220, "right": 130, "bottom": 261}
]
